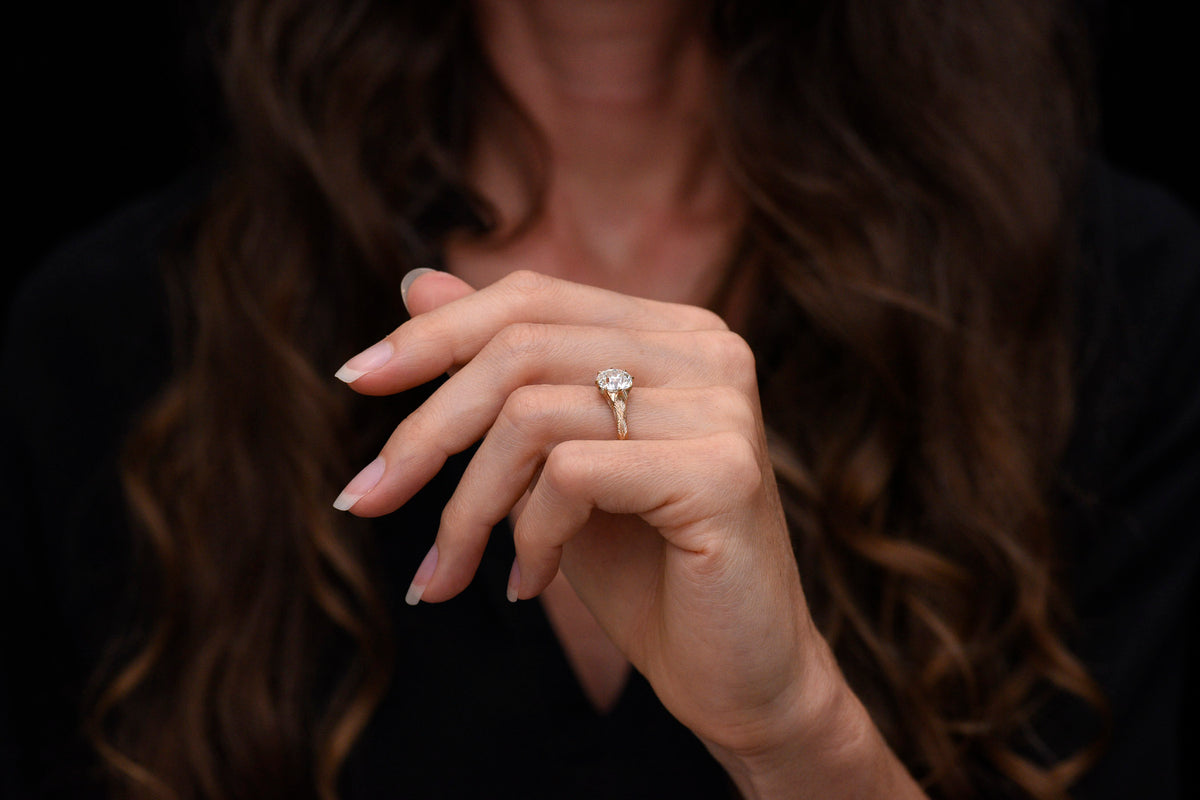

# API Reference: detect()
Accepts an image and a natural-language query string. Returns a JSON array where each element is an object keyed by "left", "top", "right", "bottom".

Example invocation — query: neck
[{"left": 460, "top": 0, "right": 743, "bottom": 299}]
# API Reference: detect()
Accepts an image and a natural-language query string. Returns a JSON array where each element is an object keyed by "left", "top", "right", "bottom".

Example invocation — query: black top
[{"left": 2, "top": 163, "right": 1197, "bottom": 799}]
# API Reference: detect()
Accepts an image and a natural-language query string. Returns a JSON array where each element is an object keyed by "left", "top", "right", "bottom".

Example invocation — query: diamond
[{"left": 596, "top": 368, "right": 633, "bottom": 393}]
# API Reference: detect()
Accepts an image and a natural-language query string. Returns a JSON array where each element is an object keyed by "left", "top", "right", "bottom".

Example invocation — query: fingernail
[
  {"left": 506, "top": 558, "right": 521, "bottom": 603},
  {"left": 332, "top": 457, "right": 385, "bottom": 511},
  {"left": 401, "top": 267, "right": 437, "bottom": 311},
  {"left": 405, "top": 544, "right": 439, "bottom": 606},
  {"left": 335, "top": 339, "right": 394, "bottom": 383}
]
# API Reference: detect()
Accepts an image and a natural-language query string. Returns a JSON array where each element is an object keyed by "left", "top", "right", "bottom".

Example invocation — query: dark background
[
  {"left": 6, "top": 1, "right": 1197, "bottom": 328},
  {"left": 1, "top": 0, "right": 1196, "bottom": 789}
]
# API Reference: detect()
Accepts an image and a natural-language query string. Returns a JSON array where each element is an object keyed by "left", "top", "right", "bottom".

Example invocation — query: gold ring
[{"left": 595, "top": 368, "right": 633, "bottom": 440}]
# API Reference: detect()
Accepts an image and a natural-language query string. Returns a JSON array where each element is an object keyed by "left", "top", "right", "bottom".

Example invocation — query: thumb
[{"left": 402, "top": 268, "right": 476, "bottom": 316}]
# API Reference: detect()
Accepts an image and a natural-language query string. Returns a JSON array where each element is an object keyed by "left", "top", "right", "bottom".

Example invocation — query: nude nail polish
[
  {"left": 405, "top": 544, "right": 439, "bottom": 606},
  {"left": 400, "top": 267, "right": 437, "bottom": 311},
  {"left": 332, "top": 457, "right": 385, "bottom": 511},
  {"left": 335, "top": 339, "right": 394, "bottom": 383},
  {"left": 506, "top": 558, "right": 521, "bottom": 603}
]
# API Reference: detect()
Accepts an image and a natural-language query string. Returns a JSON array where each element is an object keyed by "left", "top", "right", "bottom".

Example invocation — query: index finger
[{"left": 338, "top": 269, "right": 729, "bottom": 395}]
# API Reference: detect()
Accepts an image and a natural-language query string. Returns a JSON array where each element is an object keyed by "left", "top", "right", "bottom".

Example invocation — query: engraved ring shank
[{"left": 595, "top": 368, "right": 633, "bottom": 440}]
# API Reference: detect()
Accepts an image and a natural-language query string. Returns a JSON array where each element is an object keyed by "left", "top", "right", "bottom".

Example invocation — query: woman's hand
[{"left": 333, "top": 269, "right": 923, "bottom": 798}]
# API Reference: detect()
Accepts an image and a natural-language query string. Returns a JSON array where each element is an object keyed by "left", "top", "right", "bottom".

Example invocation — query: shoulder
[
  {"left": 1065, "top": 160, "right": 1200, "bottom": 587},
  {"left": 0, "top": 166, "right": 215, "bottom": 640},
  {"left": 3, "top": 166, "right": 214, "bottom": 447},
  {"left": 1069, "top": 161, "right": 1200, "bottom": 494},
  {"left": 1077, "top": 160, "right": 1200, "bottom": 367},
  {"left": 1063, "top": 163, "right": 1200, "bottom": 798},
  {"left": 6, "top": 163, "right": 214, "bottom": 355},
  {"left": 1083, "top": 161, "right": 1200, "bottom": 259}
]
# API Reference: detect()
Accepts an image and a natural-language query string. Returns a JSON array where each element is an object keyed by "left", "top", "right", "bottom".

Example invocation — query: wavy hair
[{"left": 92, "top": 1, "right": 1105, "bottom": 798}]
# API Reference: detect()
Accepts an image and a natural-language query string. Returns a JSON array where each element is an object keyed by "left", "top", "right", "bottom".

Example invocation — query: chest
[{"left": 539, "top": 571, "right": 631, "bottom": 714}]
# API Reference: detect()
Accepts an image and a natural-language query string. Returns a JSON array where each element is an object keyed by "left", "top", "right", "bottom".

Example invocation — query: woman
[{"left": 3, "top": 0, "right": 1197, "bottom": 798}]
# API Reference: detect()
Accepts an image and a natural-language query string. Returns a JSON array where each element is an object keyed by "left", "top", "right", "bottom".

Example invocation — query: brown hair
[{"left": 92, "top": 1, "right": 1104, "bottom": 798}]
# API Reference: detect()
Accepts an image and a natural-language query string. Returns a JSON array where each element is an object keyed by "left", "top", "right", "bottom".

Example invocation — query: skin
[{"left": 332, "top": 1, "right": 930, "bottom": 797}]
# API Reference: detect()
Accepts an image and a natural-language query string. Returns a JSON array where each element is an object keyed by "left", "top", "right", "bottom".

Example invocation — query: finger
[
  {"left": 338, "top": 325, "right": 758, "bottom": 516},
  {"left": 507, "top": 432, "right": 767, "bottom": 599},
  {"left": 402, "top": 268, "right": 476, "bottom": 317},
  {"left": 334, "top": 269, "right": 476, "bottom": 383},
  {"left": 423, "top": 385, "right": 757, "bottom": 601},
  {"left": 336, "top": 269, "right": 729, "bottom": 393}
]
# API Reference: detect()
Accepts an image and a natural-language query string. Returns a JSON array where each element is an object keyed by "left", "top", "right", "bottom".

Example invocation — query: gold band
[{"left": 605, "top": 391, "right": 628, "bottom": 439}]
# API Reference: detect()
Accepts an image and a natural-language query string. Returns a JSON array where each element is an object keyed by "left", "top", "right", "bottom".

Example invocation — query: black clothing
[{"left": 2, "top": 163, "right": 1198, "bottom": 798}]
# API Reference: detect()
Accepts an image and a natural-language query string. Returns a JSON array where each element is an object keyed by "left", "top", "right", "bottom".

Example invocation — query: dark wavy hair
[{"left": 90, "top": 1, "right": 1105, "bottom": 798}]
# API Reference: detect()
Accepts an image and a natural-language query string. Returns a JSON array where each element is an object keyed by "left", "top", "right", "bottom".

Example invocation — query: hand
[{"left": 333, "top": 269, "right": 922, "bottom": 797}]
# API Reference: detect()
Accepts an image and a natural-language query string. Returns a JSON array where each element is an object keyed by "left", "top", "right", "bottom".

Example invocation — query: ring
[{"left": 596, "top": 368, "right": 633, "bottom": 440}]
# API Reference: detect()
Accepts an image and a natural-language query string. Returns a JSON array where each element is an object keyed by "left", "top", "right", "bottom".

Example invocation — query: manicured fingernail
[
  {"left": 401, "top": 267, "right": 437, "bottom": 311},
  {"left": 405, "top": 544, "right": 439, "bottom": 606},
  {"left": 506, "top": 558, "right": 521, "bottom": 603},
  {"left": 335, "top": 339, "right": 394, "bottom": 383},
  {"left": 332, "top": 457, "right": 385, "bottom": 511}
]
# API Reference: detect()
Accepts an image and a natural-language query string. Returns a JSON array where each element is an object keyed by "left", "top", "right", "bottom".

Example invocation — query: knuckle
[
  {"left": 682, "top": 305, "right": 730, "bottom": 331},
  {"left": 391, "top": 412, "right": 426, "bottom": 447},
  {"left": 400, "top": 313, "right": 445, "bottom": 349},
  {"left": 713, "top": 431, "right": 763, "bottom": 500},
  {"left": 702, "top": 384, "right": 756, "bottom": 430},
  {"left": 541, "top": 441, "right": 592, "bottom": 496},
  {"left": 501, "top": 269, "right": 555, "bottom": 298},
  {"left": 397, "top": 314, "right": 467, "bottom": 368},
  {"left": 713, "top": 331, "right": 757, "bottom": 374},
  {"left": 438, "top": 496, "right": 468, "bottom": 532},
  {"left": 396, "top": 403, "right": 441, "bottom": 444},
  {"left": 510, "top": 517, "right": 538, "bottom": 554},
  {"left": 498, "top": 385, "right": 555, "bottom": 435},
  {"left": 705, "top": 331, "right": 759, "bottom": 396},
  {"left": 491, "top": 322, "right": 549, "bottom": 360}
]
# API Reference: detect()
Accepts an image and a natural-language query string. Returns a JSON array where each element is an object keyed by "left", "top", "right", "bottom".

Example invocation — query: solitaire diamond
[{"left": 596, "top": 368, "right": 633, "bottom": 393}]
